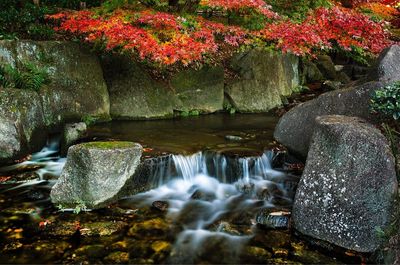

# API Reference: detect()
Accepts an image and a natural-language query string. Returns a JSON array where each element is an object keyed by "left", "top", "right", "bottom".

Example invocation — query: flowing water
[{"left": 0, "top": 114, "right": 360, "bottom": 264}]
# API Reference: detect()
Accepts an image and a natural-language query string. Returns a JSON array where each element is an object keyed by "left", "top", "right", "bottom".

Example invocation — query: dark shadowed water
[{"left": 87, "top": 113, "right": 279, "bottom": 156}]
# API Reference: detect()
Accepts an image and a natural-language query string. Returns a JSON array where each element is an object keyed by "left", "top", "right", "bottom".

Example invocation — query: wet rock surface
[
  {"left": 50, "top": 141, "right": 143, "bottom": 209},
  {"left": 293, "top": 115, "right": 398, "bottom": 252},
  {"left": 101, "top": 54, "right": 224, "bottom": 119}
]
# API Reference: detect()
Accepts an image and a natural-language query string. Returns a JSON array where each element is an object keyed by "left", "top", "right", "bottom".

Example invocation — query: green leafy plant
[
  {"left": 3, "top": 62, "right": 50, "bottom": 92},
  {"left": 371, "top": 81, "right": 400, "bottom": 120},
  {"left": 73, "top": 201, "right": 88, "bottom": 214},
  {"left": 82, "top": 114, "right": 99, "bottom": 126},
  {"left": 223, "top": 101, "right": 236, "bottom": 115}
]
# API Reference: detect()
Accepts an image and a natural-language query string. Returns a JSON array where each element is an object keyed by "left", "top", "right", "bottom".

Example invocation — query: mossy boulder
[
  {"left": 50, "top": 141, "right": 143, "bottom": 209},
  {"left": 225, "top": 49, "right": 300, "bottom": 113}
]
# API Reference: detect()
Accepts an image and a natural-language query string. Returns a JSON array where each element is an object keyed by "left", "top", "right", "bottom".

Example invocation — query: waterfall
[{"left": 170, "top": 150, "right": 284, "bottom": 184}]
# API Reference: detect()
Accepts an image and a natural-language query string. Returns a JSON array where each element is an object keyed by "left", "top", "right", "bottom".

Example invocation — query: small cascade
[
  {"left": 168, "top": 150, "right": 285, "bottom": 185},
  {"left": 126, "top": 150, "right": 294, "bottom": 263},
  {"left": 172, "top": 152, "right": 207, "bottom": 181},
  {"left": 0, "top": 136, "right": 66, "bottom": 181}
]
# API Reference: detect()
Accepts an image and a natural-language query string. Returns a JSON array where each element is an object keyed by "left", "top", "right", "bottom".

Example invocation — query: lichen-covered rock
[
  {"left": 50, "top": 141, "right": 143, "bottom": 209},
  {"left": 293, "top": 115, "right": 398, "bottom": 253},
  {"left": 225, "top": 49, "right": 299, "bottom": 113},
  {"left": 61, "top": 122, "right": 87, "bottom": 154},
  {"left": 102, "top": 55, "right": 224, "bottom": 119},
  {"left": 0, "top": 40, "right": 110, "bottom": 128},
  {"left": 0, "top": 88, "right": 46, "bottom": 164}
]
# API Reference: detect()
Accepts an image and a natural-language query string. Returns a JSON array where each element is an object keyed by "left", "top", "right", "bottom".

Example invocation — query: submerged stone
[
  {"left": 127, "top": 218, "right": 170, "bottom": 239},
  {"left": 256, "top": 210, "right": 291, "bottom": 229},
  {"left": 50, "top": 141, "right": 142, "bottom": 209},
  {"left": 240, "top": 246, "right": 272, "bottom": 263},
  {"left": 74, "top": 244, "right": 106, "bottom": 259},
  {"left": 104, "top": 251, "right": 130, "bottom": 264}
]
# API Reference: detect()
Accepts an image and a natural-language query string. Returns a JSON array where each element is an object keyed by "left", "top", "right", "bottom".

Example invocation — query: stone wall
[
  {"left": 0, "top": 41, "right": 300, "bottom": 163},
  {"left": 101, "top": 50, "right": 300, "bottom": 120}
]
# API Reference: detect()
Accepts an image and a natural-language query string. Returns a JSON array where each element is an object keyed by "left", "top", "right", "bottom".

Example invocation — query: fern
[
  {"left": 0, "top": 61, "right": 50, "bottom": 91},
  {"left": 0, "top": 64, "right": 9, "bottom": 88}
]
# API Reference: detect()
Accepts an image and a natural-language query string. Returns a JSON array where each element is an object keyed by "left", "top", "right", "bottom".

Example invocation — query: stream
[{"left": 0, "top": 114, "right": 360, "bottom": 264}]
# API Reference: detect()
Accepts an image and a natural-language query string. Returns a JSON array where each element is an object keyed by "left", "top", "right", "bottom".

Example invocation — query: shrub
[
  {"left": 0, "top": 0, "right": 54, "bottom": 40},
  {"left": 371, "top": 81, "right": 400, "bottom": 120}
]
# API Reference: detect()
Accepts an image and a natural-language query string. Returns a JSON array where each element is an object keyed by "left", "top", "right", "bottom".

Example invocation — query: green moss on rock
[{"left": 81, "top": 141, "right": 135, "bottom": 149}]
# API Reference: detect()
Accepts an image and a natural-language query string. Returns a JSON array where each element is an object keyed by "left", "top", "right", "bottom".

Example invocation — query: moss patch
[{"left": 81, "top": 141, "right": 135, "bottom": 149}]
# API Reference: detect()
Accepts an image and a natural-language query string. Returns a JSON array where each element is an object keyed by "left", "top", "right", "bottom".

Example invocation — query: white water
[
  {"left": 127, "top": 151, "right": 292, "bottom": 263},
  {"left": 0, "top": 136, "right": 66, "bottom": 181}
]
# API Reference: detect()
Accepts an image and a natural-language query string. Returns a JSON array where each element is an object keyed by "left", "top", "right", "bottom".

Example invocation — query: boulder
[
  {"left": 315, "top": 55, "right": 337, "bottom": 80},
  {"left": 0, "top": 116, "right": 23, "bottom": 163},
  {"left": 225, "top": 50, "right": 300, "bottom": 112},
  {"left": 301, "top": 60, "right": 324, "bottom": 84},
  {"left": 50, "top": 141, "right": 143, "bottom": 209},
  {"left": 0, "top": 88, "right": 46, "bottom": 164},
  {"left": 0, "top": 40, "right": 111, "bottom": 128},
  {"left": 274, "top": 45, "right": 400, "bottom": 158},
  {"left": 274, "top": 81, "right": 385, "bottom": 158},
  {"left": 101, "top": 55, "right": 224, "bottom": 119},
  {"left": 171, "top": 66, "right": 224, "bottom": 113},
  {"left": 293, "top": 115, "right": 398, "bottom": 253},
  {"left": 61, "top": 122, "right": 87, "bottom": 155},
  {"left": 101, "top": 55, "right": 178, "bottom": 120},
  {"left": 369, "top": 44, "right": 400, "bottom": 82}
]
